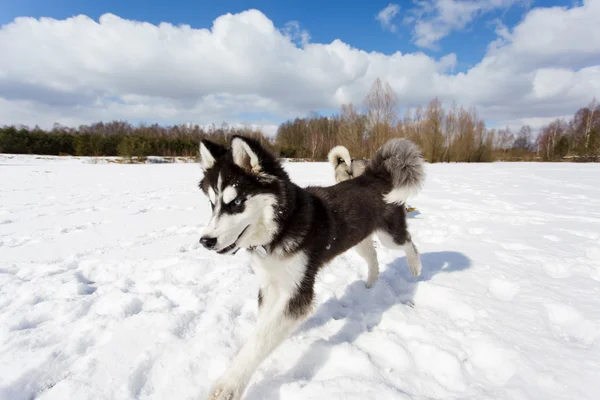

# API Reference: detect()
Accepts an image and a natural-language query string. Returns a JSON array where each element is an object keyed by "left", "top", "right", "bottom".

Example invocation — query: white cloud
[
  {"left": 376, "top": 3, "right": 401, "bottom": 32},
  {"left": 405, "top": 0, "right": 527, "bottom": 50},
  {"left": 0, "top": 2, "right": 599, "bottom": 134}
]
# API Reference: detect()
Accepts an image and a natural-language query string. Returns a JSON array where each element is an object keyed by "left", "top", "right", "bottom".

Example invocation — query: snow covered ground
[{"left": 1, "top": 154, "right": 599, "bottom": 400}]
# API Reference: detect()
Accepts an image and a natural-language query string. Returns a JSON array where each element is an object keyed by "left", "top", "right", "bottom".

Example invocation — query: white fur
[
  {"left": 253, "top": 250, "right": 308, "bottom": 296},
  {"left": 376, "top": 230, "right": 421, "bottom": 277},
  {"left": 217, "top": 172, "right": 223, "bottom": 193},
  {"left": 354, "top": 235, "right": 379, "bottom": 288},
  {"left": 241, "top": 194, "right": 278, "bottom": 248},
  {"left": 383, "top": 185, "right": 420, "bottom": 205},
  {"left": 403, "top": 241, "right": 422, "bottom": 276},
  {"left": 200, "top": 142, "right": 216, "bottom": 170},
  {"left": 208, "top": 251, "right": 309, "bottom": 400},
  {"left": 327, "top": 145, "right": 352, "bottom": 168},
  {"left": 208, "top": 187, "right": 216, "bottom": 204},
  {"left": 205, "top": 196, "right": 221, "bottom": 234},
  {"left": 208, "top": 298, "right": 304, "bottom": 400},
  {"left": 232, "top": 138, "right": 261, "bottom": 173},
  {"left": 253, "top": 250, "right": 306, "bottom": 321},
  {"left": 376, "top": 229, "right": 397, "bottom": 249},
  {"left": 204, "top": 174, "right": 223, "bottom": 236},
  {"left": 222, "top": 186, "right": 237, "bottom": 205}
]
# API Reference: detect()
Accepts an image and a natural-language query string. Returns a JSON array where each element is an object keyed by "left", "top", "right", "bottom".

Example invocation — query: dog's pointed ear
[
  {"left": 230, "top": 135, "right": 276, "bottom": 174},
  {"left": 199, "top": 139, "right": 227, "bottom": 170}
]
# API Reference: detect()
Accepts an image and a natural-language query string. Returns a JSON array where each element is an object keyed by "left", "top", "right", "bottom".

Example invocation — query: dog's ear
[
  {"left": 199, "top": 139, "right": 227, "bottom": 170},
  {"left": 230, "top": 135, "right": 278, "bottom": 175}
]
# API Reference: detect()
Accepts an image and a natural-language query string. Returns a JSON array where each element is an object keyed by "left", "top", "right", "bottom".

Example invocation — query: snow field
[{"left": 0, "top": 155, "right": 599, "bottom": 399}]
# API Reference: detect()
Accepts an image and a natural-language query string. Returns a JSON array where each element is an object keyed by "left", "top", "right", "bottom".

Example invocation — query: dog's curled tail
[
  {"left": 369, "top": 138, "right": 425, "bottom": 205},
  {"left": 327, "top": 145, "right": 352, "bottom": 168}
]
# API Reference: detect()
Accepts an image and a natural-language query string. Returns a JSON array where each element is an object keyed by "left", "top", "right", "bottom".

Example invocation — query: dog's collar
[{"left": 247, "top": 245, "right": 268, "bottom": 258}]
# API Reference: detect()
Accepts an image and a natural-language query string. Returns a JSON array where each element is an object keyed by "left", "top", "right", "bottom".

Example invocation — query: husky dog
[
  {"left": 198, "top": 135, "right": 425, "bottom": 400},
  {"left": 327, "top": 144, "right": 369, "bottom": 183},
  {"left": 329, "top": 144, "right": 417, "bottom": 211}
]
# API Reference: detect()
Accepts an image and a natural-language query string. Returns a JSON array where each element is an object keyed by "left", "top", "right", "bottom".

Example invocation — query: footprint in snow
[
  {"left": 586, "top": 247, "right": 600, "bottom": 261},
  {"left": 545, "top": 303, "right": 598, "bottom": 347},
  {"left": 488, "top": 278, "right": 520, "bottom": 301},
  {"left": 128, "top": 354, "right": 155, "bottom": 398},
  {"left": 465, "top": 337, "right": 520, "bottom": 386},
  {"left": 542, "top": 261, "right": 572, "bottom": 279},
  {"left": 543, "top": 235, "right": 561, "bottom": 242},
  {"left": 468, "top": 227, "right": 485, "bottom": 235},
  {"left": 411, "top": 342, "right": 468, "bottom": 392}
]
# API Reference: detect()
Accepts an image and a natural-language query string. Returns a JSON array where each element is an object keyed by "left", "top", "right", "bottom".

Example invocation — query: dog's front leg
[
  {"left": 206, "top": 293, "right": 305, "bottom": 400},
  {"left": 257, "top": 282, "right": 279, "bottom": 321}
]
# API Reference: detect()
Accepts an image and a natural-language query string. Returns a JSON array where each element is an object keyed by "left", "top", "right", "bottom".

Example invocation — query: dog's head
[
  {"left": 197, "top": 135, "right": 287, "bottom": 255},
  {"left": 327, "top": 145, "right": 355, "bottom": 183}
]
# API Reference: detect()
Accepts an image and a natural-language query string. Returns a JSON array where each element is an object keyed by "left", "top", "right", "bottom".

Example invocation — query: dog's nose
[{"left": 200, "top": 236, "right": 217, "bottom": 250}]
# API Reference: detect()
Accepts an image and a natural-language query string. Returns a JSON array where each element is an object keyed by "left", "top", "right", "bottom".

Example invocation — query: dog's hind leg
[
  {"left": 403, "top": 239, "right": 422, "bottom": 277},
  {"left": 354, "top": 235, "right": 379, "bottom": 288},
  {"left": 376, "top": 204, "right": 422, "bottom": 277},
  {"left": 377, "top": 229, "right": 422, "bottom": 277}
]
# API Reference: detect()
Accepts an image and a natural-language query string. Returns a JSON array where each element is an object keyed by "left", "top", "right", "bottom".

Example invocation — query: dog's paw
[
  {"left": 366, "top": 274, "right": 379, "bottom": 288},
  {"left": 206, "top": 378, "right": 245, "bottom": 400},
  {"left": 208, "top": 387, "right": 237, "bottom": 400},
  {"left": 409, "top": 261, "right": 422, "bottom": 277}
]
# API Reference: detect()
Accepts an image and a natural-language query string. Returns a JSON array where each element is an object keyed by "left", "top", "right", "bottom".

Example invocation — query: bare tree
[
  {"left": 584, "top": 98, "right": 599, "bottom": 155},
  {"left": 513, "top": 125, "right": 533, "bottom": 153},
  {"left": 494, "top": 126, "right": 514, "bottom": 154},
  {"left": 422, "top": 97, "right": 445, "bottom": 162},
  {"left": 442, "top": 101, "right": 458, "bottom": 162},
  {"left": 537, "top": 119, "right": 568, "bottom": 161},
  {"left": 364, "top": 78, "right": 398, "bottom": 156},
  {"left": 338, "top": 103, "right": 367, "bottom": 157}
]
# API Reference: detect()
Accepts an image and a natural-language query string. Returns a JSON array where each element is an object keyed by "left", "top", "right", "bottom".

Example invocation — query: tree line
[
  {"left": 0, "top": 122, "right": 272, "bottom": 159},
  {"left": 275, "top": 79, "right": 600, "bottom": 162},
  {"left": 1, "top": 79, "right": 598, "bottom": 162}
]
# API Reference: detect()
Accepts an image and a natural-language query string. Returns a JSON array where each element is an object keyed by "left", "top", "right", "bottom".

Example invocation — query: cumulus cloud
[
  {"left": 0, "top": 2, "right": 599, "bottom": 133},
  {"left": 404, "top": 0, "right": 527, "bottom": 50},
  {"left": 376, "top": 3, "right": 401, "bottom": 32}
]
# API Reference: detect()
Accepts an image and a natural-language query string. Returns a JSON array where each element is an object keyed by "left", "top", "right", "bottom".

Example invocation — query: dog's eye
[{"left": 233, "top": 198, "right": 243, "bottom": 206}]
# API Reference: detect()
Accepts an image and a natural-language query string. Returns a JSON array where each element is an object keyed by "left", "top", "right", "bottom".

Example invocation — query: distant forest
[{"left": 1, "top": 79, "right": 598, "bottom": 162}]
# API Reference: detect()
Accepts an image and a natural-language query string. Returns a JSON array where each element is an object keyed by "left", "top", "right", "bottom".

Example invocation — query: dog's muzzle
[
  {"left": 199, "top": 225, "right": 250, "bottom": 255},
  {"left": 200, "top": 236, "right": 217, "bottom": 250}
]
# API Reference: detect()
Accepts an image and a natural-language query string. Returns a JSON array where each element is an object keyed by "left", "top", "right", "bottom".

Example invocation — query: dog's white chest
[{"left": 251, "top": 250, "right": 308, "bottom": 295}]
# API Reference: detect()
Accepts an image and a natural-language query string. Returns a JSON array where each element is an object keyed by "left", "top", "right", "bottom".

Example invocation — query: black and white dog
[{"left": 198, "top": 135, "right": 425, "bottom": 400}]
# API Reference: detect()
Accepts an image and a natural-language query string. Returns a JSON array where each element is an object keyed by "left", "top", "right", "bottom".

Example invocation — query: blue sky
[
  {"left": 2, "top": 0, "right": 542, "bottom": 71},
  {"left": 0, "top": 0, "right": 598, "bottom": 132}
]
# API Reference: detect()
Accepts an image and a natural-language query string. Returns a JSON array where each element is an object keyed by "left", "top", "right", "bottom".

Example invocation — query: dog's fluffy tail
[
  {"left": 328, "top": 145, "right": 352, "bottom": 168},
  {"left": 368, "top": 138, "right": 425, "bottom": 205}
]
